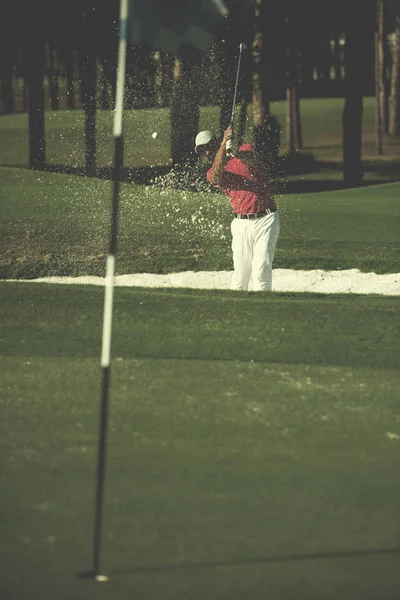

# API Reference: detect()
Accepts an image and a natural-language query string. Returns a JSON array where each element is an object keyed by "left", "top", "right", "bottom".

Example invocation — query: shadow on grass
[
  {"left": 275, "top": 179, "right": 347, "bottom": 194},
  {"left": 110, "top": 546, "right": 400, "bottom": 575},
  {"left": 2, "top": 162, "right": 218, "bottom": 193},
  {"left": 3, "top": 153, "right": 400, "bottom": 195},
  {"left": 275, "top": 153, "right": 400, "bottom": 193}
]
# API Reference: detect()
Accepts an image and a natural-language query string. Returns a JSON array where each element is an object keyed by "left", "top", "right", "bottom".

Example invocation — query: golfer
[{"left": 195, "top": 126, "right": 280, "bottom": 291}]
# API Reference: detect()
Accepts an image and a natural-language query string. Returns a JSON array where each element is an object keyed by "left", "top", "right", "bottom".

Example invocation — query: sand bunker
[{"left": 7, "top": 269, "right": 400, "bottom": 295}]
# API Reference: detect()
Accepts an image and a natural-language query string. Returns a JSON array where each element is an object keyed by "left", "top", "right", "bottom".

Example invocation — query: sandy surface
[{"left": 6, "top": 269, "right": 400, "bottom": 295}]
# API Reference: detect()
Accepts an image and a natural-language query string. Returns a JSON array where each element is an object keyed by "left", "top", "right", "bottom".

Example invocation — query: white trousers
[{"left": 230, "top": 211, "right": 280, "bottom": 291}]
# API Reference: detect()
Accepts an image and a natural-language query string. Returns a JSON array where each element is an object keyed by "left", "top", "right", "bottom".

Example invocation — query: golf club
[
  {"left": 226, "top": 42, "right": 245, "bottom": 156},
  {"left": 230, "top": 42, "right": 245, "bottom": 128}
]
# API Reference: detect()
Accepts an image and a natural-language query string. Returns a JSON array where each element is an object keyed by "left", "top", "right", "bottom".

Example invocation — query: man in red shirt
[{"left": 195, "top": 126, "right": 280, "bottom": 291}]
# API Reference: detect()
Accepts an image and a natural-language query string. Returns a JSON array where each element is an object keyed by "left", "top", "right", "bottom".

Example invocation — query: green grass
[
  {"left": 1, "top": 282, "right": 400, "bottom": 599},
  {"left": 1, "top": 165, "right": 399, "bottom": 278},
  {"left": 1, "top": 98, "right": 400, "bottom": 182},
  {"left": 1, "top": 98, "right": 399, "bottom": 280},
  {"left": 1, "top": 97, "right": 399, "bottom": 280},
  {"left": 2, "top": 284, "right": 400, "bottom": 368},
  {"left": 1, "top": 97, "right": 400, "bottom": 599}
]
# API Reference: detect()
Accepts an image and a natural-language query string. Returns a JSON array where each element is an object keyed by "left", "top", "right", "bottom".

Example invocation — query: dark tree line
[
  {"left": 1, "top": 0, "right": 400, "bottom": 186},
  {"left": 0, "top": 2, "right": 350, "bottom": 112}
]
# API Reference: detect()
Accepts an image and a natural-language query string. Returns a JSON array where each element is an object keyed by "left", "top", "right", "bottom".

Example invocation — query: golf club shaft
[{"left": 230, "top": 43, "right": 244, "bottom": 128}]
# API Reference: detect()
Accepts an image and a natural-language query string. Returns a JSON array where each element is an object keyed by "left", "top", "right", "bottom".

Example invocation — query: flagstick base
[{"left": 78, "top": 571, "right": 110, "bottom": 582}]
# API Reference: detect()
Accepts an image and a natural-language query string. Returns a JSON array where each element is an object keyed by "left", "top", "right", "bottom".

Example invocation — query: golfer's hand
[{"left": 222, "top": 126, "right": 233, "bottom": 146}]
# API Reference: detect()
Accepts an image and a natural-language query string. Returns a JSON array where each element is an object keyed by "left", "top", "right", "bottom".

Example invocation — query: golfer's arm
[{"left": 208, "top": 142, "right": 229, "bottom": 185}]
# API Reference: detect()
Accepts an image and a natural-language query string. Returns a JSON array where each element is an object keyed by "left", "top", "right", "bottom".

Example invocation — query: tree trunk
[
  {"left": 252, "top": 0, "right": 270, "bottom": 128},
  {"left": 285, "top": 10, "right": 299, "bottom": 155},
  {"left": 375, "top": 32, "right": 383, "bottom": 155},
  {"left": 365, "top": 27, "right": 376, "bottom": 95},
  {"left": 332, "top": 34, "right": 343, "bottom": 83},
  {"left": 284, "top": 4, "right": 303, "bottom": 154},
  {"left": 159, "top": 52, "right": 174, "bottom": 107},
  {"left": 66, "top": 51, "right": 75, "bottom": 110},
  {"left": 389, "top": 6, "right": 400, "bottom": 136},
  {"left": 124, "top": 50, "right": 135, "bottom": 110},
  {"left": 286, "top": 83, "right": 295, "bottom": 153},
  {"left": 376, "top": 0, "right": 386, "bottom": 144},
  {"left": 105, "top": 60, "right": 116, "bottom": 111},
  {"left": 1, "top": 71, "right": 14, "bottom": 114},
  {"left": 342, "top": 3, "right": 369, "bottom": 187},
  {"left": 170, "top": 58, "right": 200, "bottom": 165},
  {"left": 237, "top": 99, "right": 248, "bottom": 146},
  {"left": 294, "top": 85, "right": 303, "bottom": 149},
  {"left": 47, "top": 40, "right": 59, "bottom": 111},
  {"left": 80, "top": 52, "right": 97, "bottom": 175},
  {"left": 100, "top": 75, "right": 110, "bottom": 111},
  {"left": 22, "top": 78, "right": 28, "bottom": 113},
  {"left": 99, "top": 60, "right": 111, "bottom": 110},
  {"left": 25, "top": 33, "right": 46, "bottom": 169},
  {"left": 383, "top": 33, "right": 390, "bottom": 132},
  {"left": 78, "top": 6, "right": 97, "bottom": 176},
  {"left": 252, "top": 0, "right": 280, "bottom": 164},
  {"left": 77, "top": 5, "right": 98, "bottom": 175},
  {"left": 0, "top": 45, "right": 14, "bottom": 114},
  {"left": 319, "top": 37, "right": 332, "bottom": 82}
]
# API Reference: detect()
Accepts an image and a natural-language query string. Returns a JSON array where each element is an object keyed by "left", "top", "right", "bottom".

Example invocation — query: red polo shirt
[{"left": 207, "top": 157, "right": 276, "bottom": 214}]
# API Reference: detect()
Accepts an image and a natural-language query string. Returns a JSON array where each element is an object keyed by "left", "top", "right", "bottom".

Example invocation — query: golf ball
[{"left": 152, "top": 132, "right": 158, "bottom": 139}]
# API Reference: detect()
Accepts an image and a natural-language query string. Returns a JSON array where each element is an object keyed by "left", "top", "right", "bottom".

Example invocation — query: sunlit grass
[
  {"left": 1, "top": 164, "right": 399, "bottom": 278},
  {"left": 1, "top": 98, "right": 400, "bottom": 173}
]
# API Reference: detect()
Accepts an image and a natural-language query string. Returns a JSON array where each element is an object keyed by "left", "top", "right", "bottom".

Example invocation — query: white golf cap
[{"left": 195, "top": 130, "right": 215, "bottom": 153}]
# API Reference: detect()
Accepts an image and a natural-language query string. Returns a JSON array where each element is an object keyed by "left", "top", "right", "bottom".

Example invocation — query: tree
[
  {"left": 170, "top": 58, "right": 200, "bottom": 165},
  {"left": 54, "top": 3, "right": 81, "bottom": 111},
  {"left": 252, "top": 0, "right": 281, "bottom": 165},
  {"left": 376, "top": 0, "right": 384, "bottom": 153},
  {"left": 217, "top": 1, "right": 253, "bottom": 137},
  {"left": 294, "top": 87, "right": 303, "bottom": 149},
  {"left": 342, "top": 0, "right": 373, "bottom": 187},
  {"left": 389, "top": 0, "right": 400, "bottom": 136},
  {"left": 159, "top": 52, "right": 174, "bottom": 107},
  {"left": 252, "top": 0, "right": 270, "bottom": 124},
  {"left": 285, "top": 12, "right": 296, "bottom": 155},
  {"left": 0, "top": 14, "right": 16, "bottom": 115},
  {"left": 23, "top": 2, "right": 46, "bottom": 169},
  {"left": 331, "top": 32, "right": 343, "bottom": 86},
  {"left": 65, "top": 51, "right": 76, "bottom": 110},
  {"left": 78, "top": 4, "right": 97, "bottom": 176},
  {"left": 47, "top": 39, "right": 60, "bottom": 111},
  {"left": 285, "top": 4, "right": 303, "bottom": 154},
  {"left": 97, "top": 3, "right": 118, "bottom": 111},
  {"left": 0, "top": 47, "right": 15, "bottom": 115}
]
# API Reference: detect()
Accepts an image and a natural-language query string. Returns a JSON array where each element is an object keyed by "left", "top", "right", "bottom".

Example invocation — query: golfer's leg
[
  {"left": 230, "top": 219, "right": 252, "bottom": 290},
  {"left": 251, "top": 212, "right": 280, "bottom": 291}
]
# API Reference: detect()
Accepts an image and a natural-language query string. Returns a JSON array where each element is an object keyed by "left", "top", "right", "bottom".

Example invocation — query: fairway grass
[
  {"left": 1, "top": 166, "right": 400, "bottom": 279},
  {"left": 1, "top": 283, "right": 400, "bottom": 599},
  {"left": 2, "top": 96, "right": 400, "bottom": 599},
  {"left": 1, "top": 98, "right": 400, "bottom": 170}
]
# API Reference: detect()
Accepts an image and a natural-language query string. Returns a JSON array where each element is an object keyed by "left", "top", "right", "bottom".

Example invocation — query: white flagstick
[
  {"left": 100, "top": 255, "right": 115, "bottom": 368},
  {"left": 92, "top": 0, "right": 128, "bottom": 582},
  {"left": 113, "top": 0, "right": 128, "bottom": 140}
]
